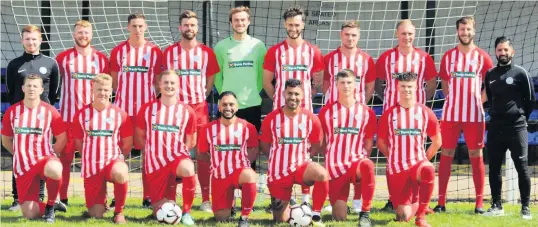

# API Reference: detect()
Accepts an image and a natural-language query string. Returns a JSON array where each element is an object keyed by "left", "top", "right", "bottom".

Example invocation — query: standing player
[
  {"left": 322, "top": 20, "right": 376, "bottom": 213},
  {"left": 434, "top": 16, "right": 493, "bottom": 213},
  {"left": 110, "top": 12, "right": 162, "bottom": 207},
  {"left": 6, "top": 24, "right": 60, "bottom": 210},
  {"left": 214, "top": 6, "right": 267, "bottom": 171},
  {"left": 135, "top": 70, "right": 198, "bottom": 226},
  {"left": 72, "top": 74, "right": 133, "bottom": 224},
  {"left": 323, "top": 20, "right": 376, "bottom": 105},
  {"left": 1, "top": 75, "right": 67, "bottom": 223},
  {"left": 198, "top": 91, "right": 259, "bottom": 227},
  {"left": 262, "top": 5, "right": 322, "bottom": 206},
  {"left": 163, "top": 10, "right": 220, "bottom": 213},
  {"left": 260, "top": 79, "right": 329, "bottom": 227},
  {"left": 375, "top": 19, "right": 437, "bottom": 211},
  {"left": 377, "top": 72, "right": 441, "bottom": 227},
  {"left": 318, "top": 70, "right": 376, "bottom": 227},
  {"left": 56, "top": 20, "right": 110, "bottom": 205},
  {"left": 484, "top": 36, "right": 535, "bottom": 219}
]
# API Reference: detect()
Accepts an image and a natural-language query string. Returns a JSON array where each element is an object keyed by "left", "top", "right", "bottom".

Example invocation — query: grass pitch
[{"left": 1, "top": 198, "right": 536, "bottom": 227}]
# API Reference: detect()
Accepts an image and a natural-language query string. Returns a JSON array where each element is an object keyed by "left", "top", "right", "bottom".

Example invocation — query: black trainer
[
  {"left": 142, "top": 198, "right": 152, "bottom": 209},
  {"left": 109, "top": 198, "right": 116, "bottom": 209},
  {"left": 8, "top": 199, "right": 20, "bottom": 211},
  {"left": 238, "top": 216, "right": 249, "bottom": 227},
  {"left": 433, "top": 205, "right": 446, "bottom": 213},
  {"left": 358, "top": 211, "right": 371, "bottom": 227},
  {"left": 43, "top": 205, "right": 55, "bottom": 223},
  {"left": 381, "top": 200, "right": 394, "bottom": 212},
  {"left": 60, "top": 199, "right": 68, "bottom": 206},
  {"left": 474, "top": 207, "right": 485, "bottom": 214},
  {"left": 483, "top": 202, "right": 503, "bottom": 216},
  {"left": 54, "top": 201, "right": 67, "bottom": 213},
  {"left": 521, "top": 206, "right": 532, "bottom": 220}
]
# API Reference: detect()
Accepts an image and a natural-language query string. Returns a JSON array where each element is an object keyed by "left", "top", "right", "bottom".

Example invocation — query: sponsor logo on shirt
[
  {"left": 214, "top": 144, "right": 242, "bottom": 151},
  {"left": 228, "top": 61, "right": 254, "bottom": 68},
  {"left": 450, "top": 71, "right": 476, "bottom": 78},
  {"left": 72, "top": 72, "right": 97, "bottom": 80},
  {"left": 151, "top": 124, "right": 180, "bottom": 132},
  {"left": 86, "top": 130, "right": 114, "bottom": 137},
  {"left": 394, "top": 128, "right": 421, "bottom": 136},
  {"left": 14, "top": 127, "right": 42, "bottom": 135},
  {"left": 333, "top": 127, "right": 360, "bottom": 135},
  {"left": 123, "top": 66, "right": 149, "bottom": 73},
  {"left": 282, "top": 64, "right": 308, "bottom": 72},
  {"left": 175, "top": 69, "right": 201, "bottom": 76},
  {"left": 391, "top": 72, "right": 406, "bottom": 79},
  {"left": 277, "top": 137, "right": 304, "bottom": 144}
]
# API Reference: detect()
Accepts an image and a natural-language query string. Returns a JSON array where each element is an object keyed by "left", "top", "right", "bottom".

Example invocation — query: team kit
[{"left": 2, "top": 5, "right": 534, "bottom": 227}]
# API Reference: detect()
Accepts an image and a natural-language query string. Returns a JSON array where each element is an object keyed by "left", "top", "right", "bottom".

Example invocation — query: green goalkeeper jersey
[{"left": 214, "top": 35, "right": 267, "bottom": 109}]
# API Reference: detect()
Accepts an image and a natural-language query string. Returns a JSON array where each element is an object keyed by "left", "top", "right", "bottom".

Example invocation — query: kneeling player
[
  {"left": 260, "top": 79, "right": 329, "bottom": 227},
  {"left": 377, "top": 72, "right": 441, "bottom": 227},
  {"left": 72, "top": 74, "right": 132, "bottom": 224},
  {"left": 197, "top": 91, "right": 259, "bottom": 227},
  {"left": 318, "top": 70, "right": 377, "bottom": 227},
  {"left": 1, "top": 75, "right": 67, "bottom": 223},
  {"left": 135, "top": 70, "right": 197, "bottom": 226}
]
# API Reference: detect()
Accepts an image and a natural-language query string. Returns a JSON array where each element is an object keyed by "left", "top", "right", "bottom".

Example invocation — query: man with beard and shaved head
[
  {"left": 434, "top": 16, "right": 493, "bottom": 214},
  {"left": 163, "top": 10, "right": 220, "bottom": 213},
  {"left": 262, "top": 5, "right": 323, "bottom": 208},
  {"left": 56, "top": 20, "right": 110, "bottom": 206},
  {"left": 197, "top": 91, "right": 259, "bottom": 227},
  {"left": 483, "top": 36, "right": 535, "bottom": 220}
]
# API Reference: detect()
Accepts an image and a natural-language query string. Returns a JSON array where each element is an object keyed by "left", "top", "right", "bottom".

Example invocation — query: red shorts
[
  {"left": 440, "top": 121, "right": 485, "bottom": 150},
  {"left": 83, "top": 159, "right": 123, "bottom": 209},
  {"left": 211, "top": 168, "right": 248, "bottom": 212},
  {"left": 145, "top": 156, "right": 190, "bottom": 203},
  {"left": 16, "top": 156, "right": 58, "bottom": 204},
  {"left": 387, "top": 161, "right": 427, "bottom": 207},
  {"left": 328, "top": 161, "right": 360, "bottom": 205},
  {"left": 188, "top": 102, "right": 209, "bottom": 131},
  {"left": 268, "top": 162, "right": 310, "bottom": 201}
]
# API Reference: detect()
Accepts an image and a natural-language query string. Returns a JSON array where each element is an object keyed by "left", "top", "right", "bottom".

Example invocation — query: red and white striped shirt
[
  {"left": 378, "top": 103, "right": 439, "bottom": 174},
  {"left": 318, "top": 101, "right": 377, "bottom": 179},
  {"left": 198, "top": 118, "right": 258, "bottom": 179},
  {"left": 376, "top": 47, "right": 437, "bottom": 111},
  {"left": 323, "top": 48, "right": 376, "bottom": 104},
  {"left": 72, "top": 104, "right": 133, "bottom": 178},
  {"left": 263, "top": 40, "right": 324, "bottom": 110},
  {"left": 162, "top": 43, "right": 220, "bottom": 104},
  {"left": 439, "top": 47, "right": 493, "bottom": 122},
  {"left": 259, "top": 108, "right": 323, "bottom": 182},
  {"left": 57, "top": 47, "right": 109, "bottom": 123},
  {"left": 1, "top": 101, "right": 66, "bottom": 178},
  {"left": 110, "top": 40, "right": 162, "bottom": 116},
  {"left": 136, "top": 100, "right": 195, "bottom": 174}
]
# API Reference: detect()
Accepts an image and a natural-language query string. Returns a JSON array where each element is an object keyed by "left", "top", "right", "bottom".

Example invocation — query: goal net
[{"left": 1, "top": 0, "right": 536, "bottom": 205}]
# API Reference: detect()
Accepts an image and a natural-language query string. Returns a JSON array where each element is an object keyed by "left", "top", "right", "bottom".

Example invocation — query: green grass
[{"left": 1, "top": 198, "right": 536, "bottom": 227}]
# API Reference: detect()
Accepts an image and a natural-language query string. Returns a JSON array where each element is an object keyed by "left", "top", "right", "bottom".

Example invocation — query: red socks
[
  {"left": 359, "top": 160, "right": 375, "bottom": 212},
  {"left": 182, "top": 175, "right": 196, "bottom": 213},
  {"left": 114, "top": 182, "right": 128, "bottom": 213},
  {"left": 353, "top": 182, "right": 362, "bottom": 200},
  {"left": 437, "top": 155, "right": 453, "bottom": 206},
  {"left": 470, "top": 156, "right": 485, "bottom": 208},
  {"left": 59, "top": 149, "right": 74, "bottom": 200},
  {"left": 142, "top": 170, "right": 150, "bottom": 200},
  {"left": 417, "top": 165, "right": 435, "bottom": 218},
  {"left": 197, "top": 160, "right": 211, "bottom": 202},
  {"left": 301, "top": 185, "right": 310, "bottom": 194},
  {"left": 386, "top": 166, "right": 392, "bottom": 202},
  {"left": 241, "top": 183, "right": 256, "bottom": 217},
  {"left": 39, "top": 202, "right": 46, "bottom": 216},
  {"left": 312, "top": 181, "right": 328, "bottom": 213},
  {"left": 46, "top": 177, "right": 62, "bottom": 206}
]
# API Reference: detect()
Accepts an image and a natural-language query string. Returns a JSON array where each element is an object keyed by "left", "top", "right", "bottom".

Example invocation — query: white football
[
  {"left": 156, "top": 202, "right": 182, "bottom": 225},
  {"left": 288, "top": 204, "right": 313, "bottom": 226}
]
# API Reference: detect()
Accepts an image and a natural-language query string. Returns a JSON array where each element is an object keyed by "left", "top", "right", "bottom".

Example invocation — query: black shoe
[
  {"left": 142, "top": 198, "right": 152, "bottom": 209},
  {"left": 265, "top": 203, "right": 273, "bottom": 213},
  {"left": 381, "top": 200, "right": 394, "bottom": 212},
  {"left": 521, "top": 206, "right": 532, "bottom": 220},
  {"left": 60, "top": 199, "right": 68, "bottom": 206},
  {"left": 358, "top": 211, "right": 371, "bottom": 227},
  {"left": 483, "top": 202, "right": 503, "bottom": 216},
  {"left": 231, "top": 206, "right": 237, "bottom": 217},
  {"left": 43, "top": 205, "right": 55, "bottom": 223},
  {"left": 109, "top": 198, "right": 116, "bottom": 209},
  {"left": 433, "top": 205, "right": 446, "bottom": 213},
  {"left": 54, "top": 201, "right": 67, "bottom": 213},
  {"left": 8, "top": 199, "right": 20, "bottom": 211},
  {"left": 475, "top": 207, "right": 485, "bottom": 214},
  {"left": 238, "top": 216, "right": 249, "bottom": 227}
]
